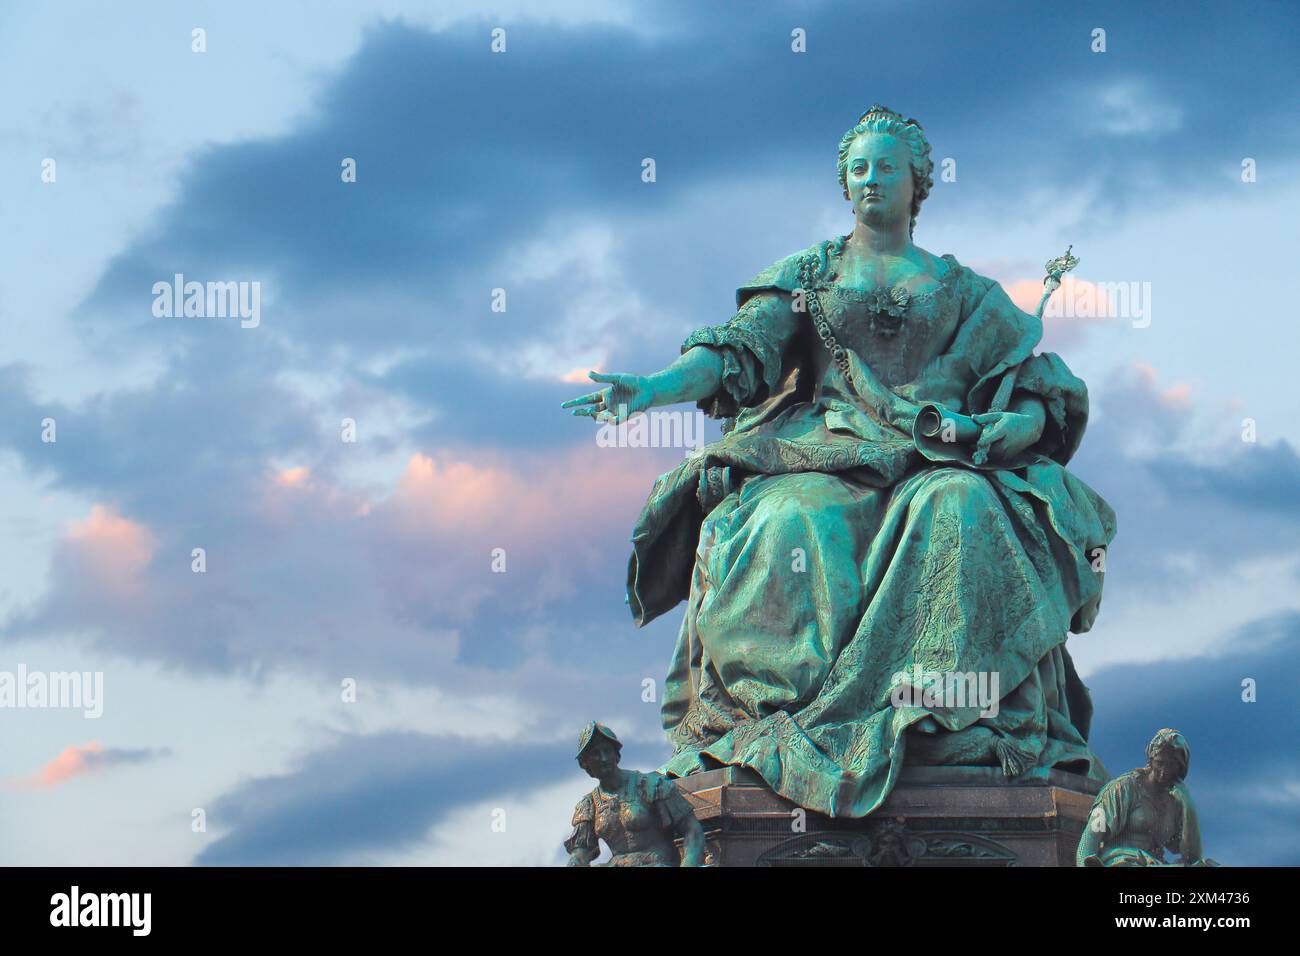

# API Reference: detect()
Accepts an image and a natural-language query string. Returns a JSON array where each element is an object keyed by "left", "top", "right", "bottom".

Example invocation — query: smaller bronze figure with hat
[{"left": 564, "top": 722, "right": 706, "bottom": 866}]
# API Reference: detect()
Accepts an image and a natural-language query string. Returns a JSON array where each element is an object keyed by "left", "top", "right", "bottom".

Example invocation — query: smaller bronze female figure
[
  {"left": 564, "top": 722, "right": 707, "bottom": 866},
  {"left": 1077, "top": 728, "right": 1218, "bottom": 866}
]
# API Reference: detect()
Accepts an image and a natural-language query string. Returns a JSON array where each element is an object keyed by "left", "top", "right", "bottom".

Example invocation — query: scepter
[
  {"left": 914, "top": 245, "right": 1080, "bottom": 444},
  {"left": 1035, "top": 245, "right": 1080, "bottom": 321}
]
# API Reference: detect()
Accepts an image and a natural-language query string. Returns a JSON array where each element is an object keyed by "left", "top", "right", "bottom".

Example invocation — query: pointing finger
[{"left": 561, "top": 389, "right": 606, "bottom": 408}]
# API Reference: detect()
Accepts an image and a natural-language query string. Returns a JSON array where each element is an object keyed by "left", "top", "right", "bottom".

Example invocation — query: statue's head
[
  {"left": 837, "top": 105, "right": 934, "bottom": 235},
  {"left": 1145, "top": 728, "right": 1191, "bottom": 788},
  {"left": 576, "top": 721, "right": 622, "bottom": 779}
]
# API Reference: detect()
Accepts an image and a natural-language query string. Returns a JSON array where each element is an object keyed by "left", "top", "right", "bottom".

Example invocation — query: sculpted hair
[{"left": 837, "top": 105, "right": 935, "bottom": 235}]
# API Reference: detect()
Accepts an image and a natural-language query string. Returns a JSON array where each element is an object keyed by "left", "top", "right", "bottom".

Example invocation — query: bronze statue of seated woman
[
  {"left": 1077, "top": 728, "right": 1218, "bottom": 866},
  {"left": 564, "top": 105, "right": 1116, "bottom": 819}
]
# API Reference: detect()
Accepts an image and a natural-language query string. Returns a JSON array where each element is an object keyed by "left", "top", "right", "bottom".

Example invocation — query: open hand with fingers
[{"left": 561, "top": 371, "right": 657, "bottom": 424}]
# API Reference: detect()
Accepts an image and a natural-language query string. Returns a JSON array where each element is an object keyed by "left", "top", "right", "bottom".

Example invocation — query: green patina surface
[
  {"left": 1077, "top": 729, "right": 1217, "bottom": 866},
  {"left": 566, "top": 106, "right": 1119, "bottom": 822}
]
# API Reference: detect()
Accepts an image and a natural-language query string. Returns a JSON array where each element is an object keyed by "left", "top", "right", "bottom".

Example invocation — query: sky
[{"left": 0, "top": 0, "right": 1297, "bottom": 866}]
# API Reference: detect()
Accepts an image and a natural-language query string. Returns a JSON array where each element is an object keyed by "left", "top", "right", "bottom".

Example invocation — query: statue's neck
[
  {"left": 597, "top": 768, "right": 627, "bottom": 793},
  {"left": 849, "top": 220, "right": 913, "bottom": 257}
]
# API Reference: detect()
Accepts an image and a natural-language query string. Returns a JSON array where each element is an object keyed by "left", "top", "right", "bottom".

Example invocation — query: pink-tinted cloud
[
  {"left": 1131, "top": 361, "right": 1194, "bottom": 410},
  {"left": 382, "top": 449, "right": 653, "bottom": 539},
  {"left": 365, "top": 446, "right": 670, "bottom": 622},
  {"left": 1004, "top": 276, "right": 1118, "bottom": 351},
  {"left": 275, "top": 466, "right": 311, "bottom": 487},
  {"left": 261, "top": 444, "right": 664, "bottom": 546},
  {"left": 5, "top": 742, "right": 172, "bottom": 791},
  {"left": 60, "top": 505, "right": 157, "bottom": 601},
  {"left": 15, "top": 425, "right": 691, "bottom": 682},
  {"left": 25, "top": 741, "right": 103, "bottom": 789},
  {"left": 1004, "top": 278, "right": 1049, "bottom": 315}
]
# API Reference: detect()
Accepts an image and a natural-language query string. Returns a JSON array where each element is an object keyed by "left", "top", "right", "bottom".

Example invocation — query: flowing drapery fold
[{"left": 626, "top": 240, "right": 1116, "bottom": 817}]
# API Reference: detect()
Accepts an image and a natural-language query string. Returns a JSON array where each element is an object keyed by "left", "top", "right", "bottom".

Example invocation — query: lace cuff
[
  {"left": 677, "top": 338, "right": 753, "bottom": 419},
  {"left": 681, "top": 294, "right": 790, "bottom": 419}
]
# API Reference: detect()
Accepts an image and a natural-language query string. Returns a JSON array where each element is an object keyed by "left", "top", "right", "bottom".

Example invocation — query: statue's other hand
[
  {"left": 971, "top": 411, "right": 1040, "bottom": 465},
  {"left": 560, "top": 370, "right": 656, "bottom": 424}
]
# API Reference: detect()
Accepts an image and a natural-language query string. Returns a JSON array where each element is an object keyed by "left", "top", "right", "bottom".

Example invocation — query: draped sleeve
[
  {"left": 1095, "top": 773, "right": 1136, "bottom": 838},
  {"left": 681, "top": 291, "right": 800, "bottom": 420},
  {"left": 912, "top": 266, "right": 1092, "bottom": 467},
  {"left": 562, "top": 792, "right": 598, "bottom": 856},
  {"left": 1076, "top": 771, "right": 1137, "bottom": 865},
  {"left": 1013, "top": 352, "right": 1090, "bottom": 464}
]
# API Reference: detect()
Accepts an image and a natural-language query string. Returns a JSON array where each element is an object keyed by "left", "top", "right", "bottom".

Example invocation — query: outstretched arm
[
  {"left": 648, "top": 346, "right": 725, "bottom": 407},
  {"left": 563, "top": 289, "right": 798, "bottom": 424},
  {"left": 561, "top": 346, "right": 724, "bottom": 424}
]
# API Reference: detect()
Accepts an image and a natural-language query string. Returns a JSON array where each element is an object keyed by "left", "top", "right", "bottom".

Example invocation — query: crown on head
[{"left": 857, "top": 104, "right": 925, "bottom": 131}]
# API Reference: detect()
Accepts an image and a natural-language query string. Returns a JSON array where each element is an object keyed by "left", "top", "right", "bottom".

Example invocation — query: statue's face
[
  {"left": 1149, "top": 751, "right": 1178, "bottom": 788},
  {"left": 845, "top": 132, "right": 914, "bottom": 229},
  {"left": 579, "top": 739, "right": 619, "bottom": 779}
]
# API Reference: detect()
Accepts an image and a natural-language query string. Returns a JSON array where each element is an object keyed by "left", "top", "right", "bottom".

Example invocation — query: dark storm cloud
[
  {"left": 193, "top": 731, "right": 604, "bottom": 865},
  {"left": 80, "top": 2, "right": 1300, "bottom": 352}
]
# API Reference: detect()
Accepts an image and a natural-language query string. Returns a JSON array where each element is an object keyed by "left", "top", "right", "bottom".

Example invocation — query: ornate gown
[{"left": 626, "top": 238, "right": 1118, "bottom": 817}]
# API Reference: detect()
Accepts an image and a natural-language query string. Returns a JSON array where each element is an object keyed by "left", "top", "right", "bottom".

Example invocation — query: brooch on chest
[{"left": 829, "top": 284, "right": 915, "bottom": 337}]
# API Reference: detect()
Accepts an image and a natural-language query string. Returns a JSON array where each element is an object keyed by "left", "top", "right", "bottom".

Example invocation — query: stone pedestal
[{"left": 674, "top": 765, "right": 1101, "bottom": 867}]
